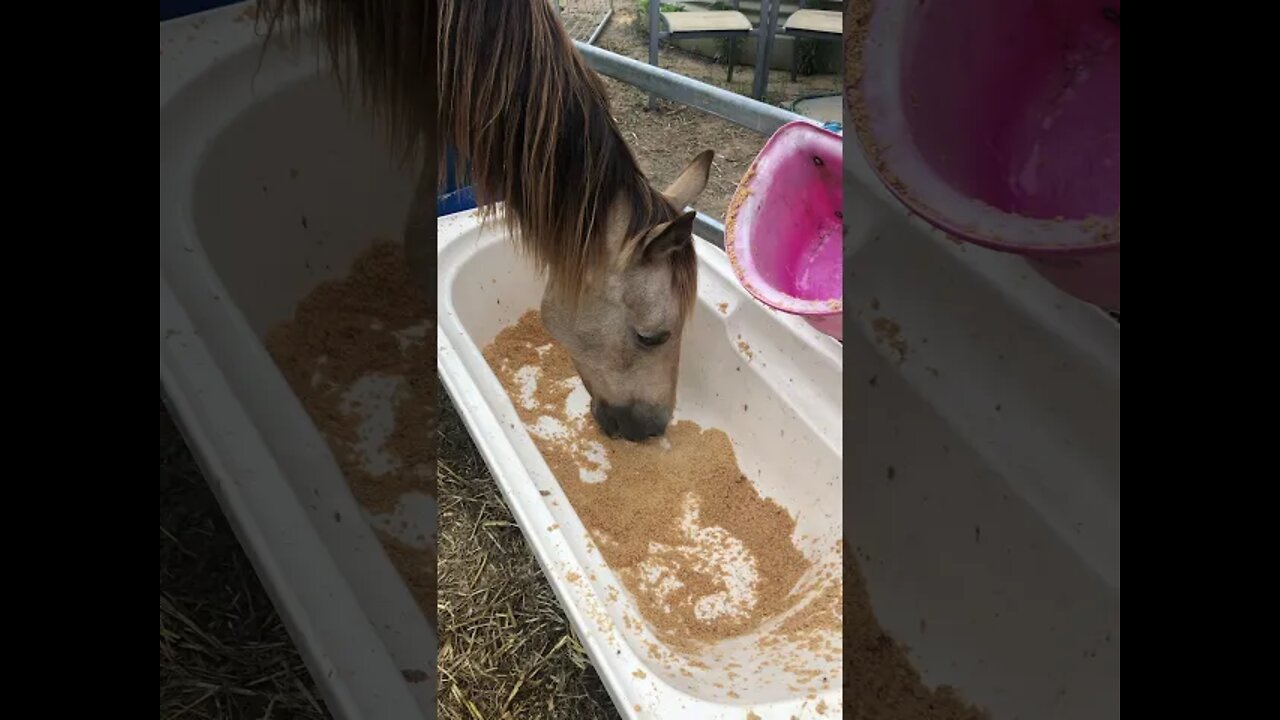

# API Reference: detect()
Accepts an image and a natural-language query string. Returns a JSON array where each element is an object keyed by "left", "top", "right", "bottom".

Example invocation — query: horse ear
[
  {"left": 662, "top": 150, "right": 714, "bottom": 209},
  {"left": 642, "top": 210, "right": 697, "bottom": 261}
]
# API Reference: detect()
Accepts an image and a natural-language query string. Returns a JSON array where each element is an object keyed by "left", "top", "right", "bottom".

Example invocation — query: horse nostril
[
  {"left": 594, "top": 402, "right": 621, "bottom": 438},
  {"left": 593, "top": 401, "right": 669, "bottom": 441}
]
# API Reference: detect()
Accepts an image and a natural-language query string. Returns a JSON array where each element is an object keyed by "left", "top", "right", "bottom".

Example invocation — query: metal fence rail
[
  {"left": 575, "top": 40, "right": 817, "bottom": 247},
  {"left": 556, "top": 0, "right": 614, "bottom": 45},
  {"left": 577, "top": 41, "right": 812, "bottom": 136}
]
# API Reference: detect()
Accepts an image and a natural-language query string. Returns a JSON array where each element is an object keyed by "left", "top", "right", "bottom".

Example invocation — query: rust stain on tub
[{"left": 871, "top": 317, "right": 907, "bottom": 363}]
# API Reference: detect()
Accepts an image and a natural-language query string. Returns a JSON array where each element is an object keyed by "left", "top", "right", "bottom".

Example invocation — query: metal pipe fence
[{"left": 575, "top": 40, "right": 818, "bottom": 247}]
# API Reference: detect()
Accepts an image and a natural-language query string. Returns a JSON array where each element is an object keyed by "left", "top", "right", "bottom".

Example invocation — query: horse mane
[
  {"left": 257, "top": 0, "right": 697, "bottom": 314},
  {"left": 257, "top": 0, "right": 433, "bottom": 166}
]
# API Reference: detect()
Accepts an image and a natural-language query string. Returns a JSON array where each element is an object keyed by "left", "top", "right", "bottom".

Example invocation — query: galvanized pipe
[
  {"left": 647, "top": 4, "right": 660, "bottom": 111},
  {"left": 691, "top": 210, "right": 726, "bottom": 248},
  {"left": 575, "top": 40, "right": 815, "bottom": 137},
  {"left": 586, "top": 8, "right": 614, "bottom": 45},
  {"left": 751, "top": 0, "right": 782, "bottom": 101}
]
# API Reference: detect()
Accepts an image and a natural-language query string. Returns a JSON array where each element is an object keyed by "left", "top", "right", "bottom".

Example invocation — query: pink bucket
[
  {"left": 851, "top": 0, "right": 1120, "bottom": 311},
  {"left": 725, "top": 121, "right": 843, "bottom": 341}
]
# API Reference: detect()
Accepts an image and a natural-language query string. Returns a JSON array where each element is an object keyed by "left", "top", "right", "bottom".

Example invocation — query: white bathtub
[
  {"left": 160, "top": 5, "right": 435, "bottom": 719},
  {"left": 438, "top": 211, "right": 845, "bottom": 719}
]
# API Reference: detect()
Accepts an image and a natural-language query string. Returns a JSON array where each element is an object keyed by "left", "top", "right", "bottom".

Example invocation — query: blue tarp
[
  {"left": 438, "top": 147, "right": 477, "bottom": 217},
  {"left": 436, "top": 187, "right": 477, "bottom": 217}
]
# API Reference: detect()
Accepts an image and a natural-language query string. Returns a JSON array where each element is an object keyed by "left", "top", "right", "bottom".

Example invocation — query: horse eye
[{"left": 635, "top": 330, "right": 670, "bottom": 348}]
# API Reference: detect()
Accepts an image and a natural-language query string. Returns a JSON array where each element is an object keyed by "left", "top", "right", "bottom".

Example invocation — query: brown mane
[{"left": 257, "top": 0, "right": 696, "bottom": 313}]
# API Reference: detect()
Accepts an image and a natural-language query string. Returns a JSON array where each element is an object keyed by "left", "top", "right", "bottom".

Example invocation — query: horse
[{"left": 260, "top": 0, "right": 714, "bottom": 441}]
